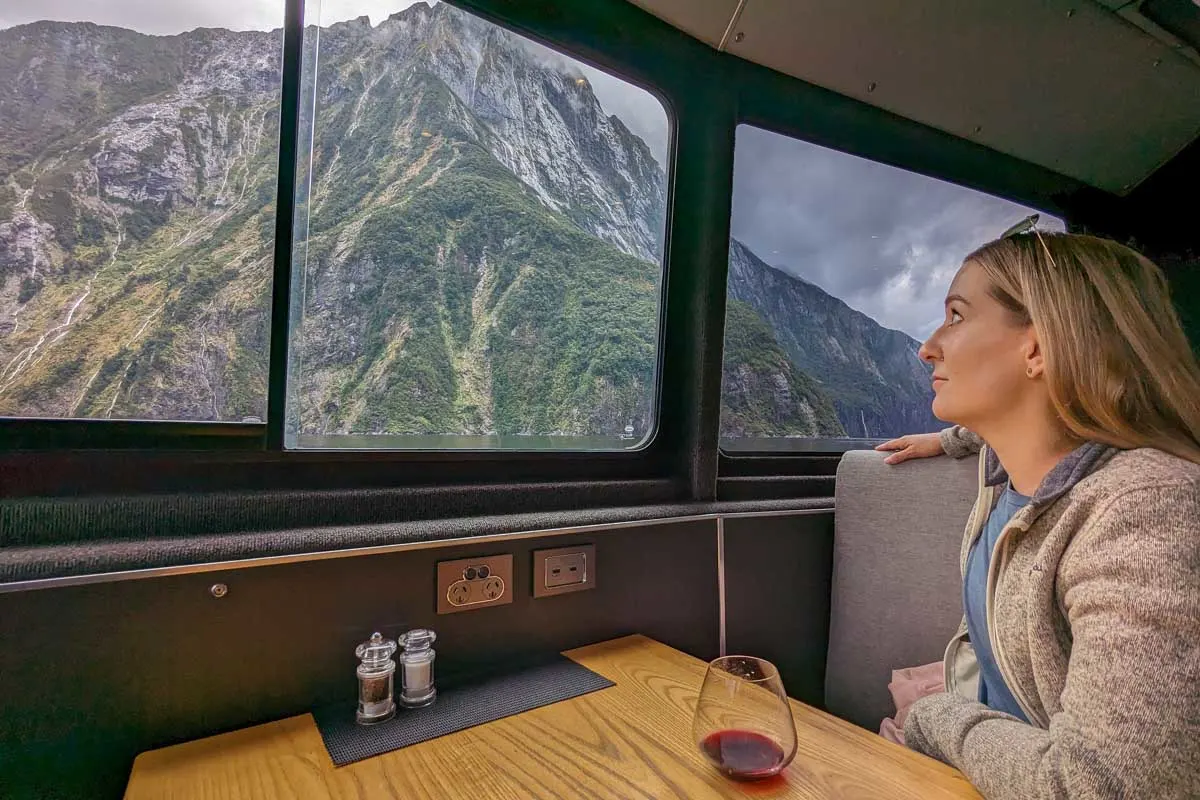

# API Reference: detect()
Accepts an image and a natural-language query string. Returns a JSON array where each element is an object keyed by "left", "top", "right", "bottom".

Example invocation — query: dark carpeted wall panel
[{"left": 0, "top": 479, "right": 683, "bottom": 548}]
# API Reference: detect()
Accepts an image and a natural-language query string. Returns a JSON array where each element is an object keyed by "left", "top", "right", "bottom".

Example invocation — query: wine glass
[{"left": 692, "top": 655, "right": 798, "bottom": 781}]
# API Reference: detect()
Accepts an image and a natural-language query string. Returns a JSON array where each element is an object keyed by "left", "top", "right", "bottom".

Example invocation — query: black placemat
[{"left": 312, "top": 655, "right": 614, "bottom": 766}]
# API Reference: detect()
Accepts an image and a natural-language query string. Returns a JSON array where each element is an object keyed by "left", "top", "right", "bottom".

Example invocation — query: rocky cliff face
[
  {"left": 0, "top": 19, "right": 282, "bottom": 420},
  {"left": 302, "top": 5, "right": 666, "bottom": 261},
  {"left": 283, "top": 4, "right": 666, "bottom": 438}
]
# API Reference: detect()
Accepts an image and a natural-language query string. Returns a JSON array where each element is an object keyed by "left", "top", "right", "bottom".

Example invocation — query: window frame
[
  {"left": 279, "top": 0, "right": 678, "bottom": 456},
  {"left": 716, "top": 103, "right": 1081, "bottom": 471},
  {"left": 0, "top": 2, "right": 681, "bottom": 453}
]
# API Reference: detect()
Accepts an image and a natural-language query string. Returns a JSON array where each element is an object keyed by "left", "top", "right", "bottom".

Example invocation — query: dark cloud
[{"left": 730, "top": 124, "right": 1061, "bottom": 340}]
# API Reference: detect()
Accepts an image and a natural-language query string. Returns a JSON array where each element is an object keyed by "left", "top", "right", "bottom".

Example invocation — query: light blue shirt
[{"left": 963, "top": 484, "right": 1031, "bottom": 722}]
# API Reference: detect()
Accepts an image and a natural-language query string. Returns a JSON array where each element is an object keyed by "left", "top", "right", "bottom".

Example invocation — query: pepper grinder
[
  {"left": 397, "top": 628, "right": 437, "bottom": 708},
  {"left": 355, "top": 631, "right": 398, "bottom": 725}
]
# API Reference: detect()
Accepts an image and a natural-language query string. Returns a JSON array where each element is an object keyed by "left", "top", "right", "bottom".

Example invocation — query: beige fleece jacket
[{"left": 903, "top": 426, "right": 1200, "bottom": 799}]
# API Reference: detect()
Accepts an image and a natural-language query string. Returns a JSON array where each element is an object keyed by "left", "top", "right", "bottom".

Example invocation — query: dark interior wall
[
  {"left": 0, "top": 520, "right": 721, "bottom": 799},
  {"left": 722, "top": 512, "right": 835, "bottom": 710},
  {"left": 1165, "top": 255, "right": 1200, "bottom": 354},
  {"left": 1068, "top": 139, "right": 1198, "bottom": 353}
]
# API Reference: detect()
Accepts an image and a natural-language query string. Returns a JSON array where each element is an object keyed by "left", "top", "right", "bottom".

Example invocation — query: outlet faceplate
[
  {"left": 532, "top": 544, "right": 596, "bottom": 598},
  {"left": 436, "top": 553, "right": 514, "bottom": 614}
]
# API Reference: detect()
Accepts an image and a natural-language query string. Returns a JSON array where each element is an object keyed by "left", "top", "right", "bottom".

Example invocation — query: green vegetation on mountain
[
  {"left": 720, "top": 299, "right": 844, "bottom": 438},
  {"left": 299, "top": 148, "right": 657, "bottom": 435}
]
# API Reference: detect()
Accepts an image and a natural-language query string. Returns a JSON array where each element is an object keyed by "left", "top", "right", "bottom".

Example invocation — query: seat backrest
[{"left": 824, "top": 449, "right": 979, "bottom": 730}]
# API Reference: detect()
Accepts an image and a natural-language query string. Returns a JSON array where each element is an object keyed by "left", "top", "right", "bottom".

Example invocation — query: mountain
[
  {"left": 0, "top": 3, "right": 936, "bottom": 444},
  {"left": 284, "top": 5, "right": 666, "bottom": 437},
  {"left": 300, "top": 6, "right": 665, "bottom": 261},
  {"left": 0, "top": 19, "right": 283, "bottom": 421},
  {"left": 727, "top": 239, "right": 940, "bottom": 438}
]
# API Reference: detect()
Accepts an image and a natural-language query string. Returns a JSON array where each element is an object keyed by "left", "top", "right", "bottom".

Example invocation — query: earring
[{"left": 1026, "top": 367, "right": 1035, "bottom": 378}]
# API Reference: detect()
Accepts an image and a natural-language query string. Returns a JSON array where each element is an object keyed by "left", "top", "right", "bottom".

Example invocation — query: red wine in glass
[
  {"left": 701, "top": 729, "right": 788, "bottom": 780},
  {"left": 693, "top": 655, "right": 797, "bottom": 781}
]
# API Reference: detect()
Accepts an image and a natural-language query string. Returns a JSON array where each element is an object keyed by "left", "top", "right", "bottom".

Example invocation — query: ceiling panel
[
  {"left": 625, "top": 0, "right": 740, "bottom": 48},
  {"left": 631, "top": 0, "right": 1200, "bottom": 194}
]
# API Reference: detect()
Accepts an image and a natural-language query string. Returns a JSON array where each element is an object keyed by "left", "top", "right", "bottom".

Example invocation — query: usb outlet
[
  {"left": 545, "top": 552, "right": 586, "bottom": 588},
  {"left": 532, "top": 544, "right": 596, "bottom": 598}
]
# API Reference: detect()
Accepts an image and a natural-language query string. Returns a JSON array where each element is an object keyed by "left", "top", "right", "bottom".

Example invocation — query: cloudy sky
[
  {"left": 732, "top": 126, "right": 1062, "bottom": 339},
  {"left": 0, "top": 0, "right": 670, "bottom": 164}
]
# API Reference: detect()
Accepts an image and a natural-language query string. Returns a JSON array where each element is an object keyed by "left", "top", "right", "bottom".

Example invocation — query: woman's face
[{"left": 919, "top": 261, "right": 1040, "bottom": 428}]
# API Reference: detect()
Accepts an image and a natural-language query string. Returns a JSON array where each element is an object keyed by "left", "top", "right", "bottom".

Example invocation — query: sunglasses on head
[{"left": 1000, "top": 213, "right": 1057, "bottom": 268}]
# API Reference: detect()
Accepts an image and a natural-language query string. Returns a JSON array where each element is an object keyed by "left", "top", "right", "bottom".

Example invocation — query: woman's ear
[{"left": 1022, "top": 328, "right": 1045, "bottom": 379}]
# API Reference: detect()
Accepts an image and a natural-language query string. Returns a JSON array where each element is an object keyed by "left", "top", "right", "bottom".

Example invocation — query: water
[
  {"left": 290, "top": 433, "right": 645, "bottom": 451},
  {"left": 720, "top": 436, "right": 885, "bottom": 454}
]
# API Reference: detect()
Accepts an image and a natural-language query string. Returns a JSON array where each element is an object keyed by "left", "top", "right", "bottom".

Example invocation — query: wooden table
[{"left": 125, "top": 635, "right": 980, "bottom": 799}]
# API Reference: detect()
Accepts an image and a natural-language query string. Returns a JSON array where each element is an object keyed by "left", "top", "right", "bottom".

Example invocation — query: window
[
  {"left": 0, "top": 3, "right": 284, "bottom": 422},
  {"left": 285, "top": 2, "right": 671, "bottom": 450},
  {"left": 719, "top": 124, "right": 1063, "bottom": 452},
  {"left": 0, "top": 1, "right": 670, "bottom": 454}
]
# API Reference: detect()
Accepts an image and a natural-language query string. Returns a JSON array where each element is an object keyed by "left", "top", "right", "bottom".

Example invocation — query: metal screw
[
  {"left": 733, "top": 31, "right": 745, "bottom": 43},
  {"left": 1067, "top": 8, "right": 1075, "bottom": 18},
  {"left": 867, "top": 82, "right": 877, "bottom": 93},
  {"left": 1153, "top": 58, "right": 1162, "bottom": 67},
  {"left": 210, "top": 583, "right": 228, "bottom": 598},
  {"left": 973, "top": 125, "right": 983, "bottom": 134}
]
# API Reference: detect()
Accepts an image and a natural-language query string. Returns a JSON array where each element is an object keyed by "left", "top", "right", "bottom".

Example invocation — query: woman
[{"left": 874, "top": 231, "right": 1200, "bottom": 799}]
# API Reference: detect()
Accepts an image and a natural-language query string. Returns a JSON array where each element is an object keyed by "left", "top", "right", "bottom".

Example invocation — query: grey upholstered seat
[{"left": 824, "top": 449, "right": 980, "bottom": 731}]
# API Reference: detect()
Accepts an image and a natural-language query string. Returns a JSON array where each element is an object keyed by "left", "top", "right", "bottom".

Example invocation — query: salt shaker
[
  {"left": 397, "top": 628, "right": 437, "bottom": 708},
  {"left": 355, "top": 631, "right": 398, "bottom": 725}
]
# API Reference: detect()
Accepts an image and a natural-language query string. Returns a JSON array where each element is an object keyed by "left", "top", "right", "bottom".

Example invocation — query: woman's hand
[{"left": 875, "top": 433, "right": 944, "bottom": 465}]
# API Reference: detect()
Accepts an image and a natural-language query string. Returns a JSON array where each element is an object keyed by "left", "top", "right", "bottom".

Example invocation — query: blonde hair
[{"left": 966, "top": 232, "right": 1200, "bottom": 464}]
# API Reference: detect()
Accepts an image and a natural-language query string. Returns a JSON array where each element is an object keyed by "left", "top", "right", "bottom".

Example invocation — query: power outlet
[
  {"left": 436, "top": 553, "right": 514, "bottom": 614},
  {"left": 532, "top": 544, "right": 596, "bottom": 598},
  {"left": 546, "top": 552, "right": 586, "bottom": 588}
]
